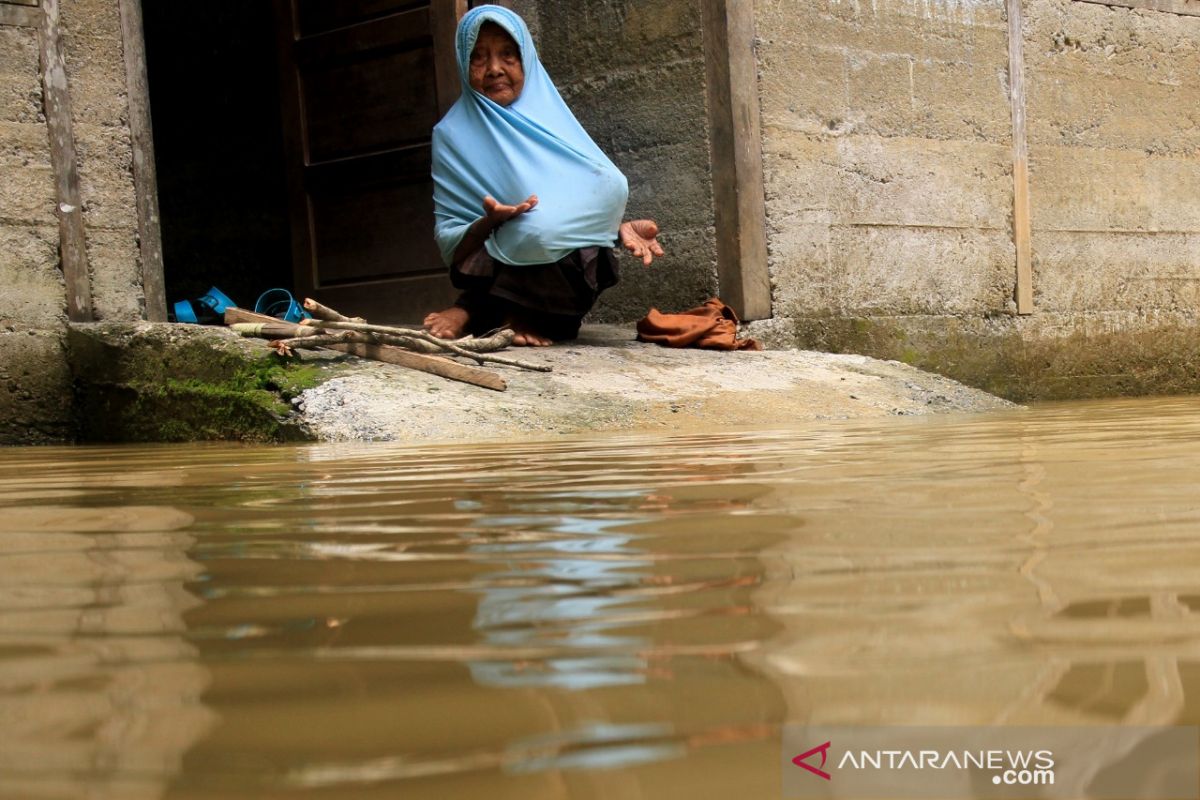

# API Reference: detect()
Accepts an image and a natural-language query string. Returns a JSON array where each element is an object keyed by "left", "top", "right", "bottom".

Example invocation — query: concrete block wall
[
  {"left": 756, "top": 0, "right": 1017, "bottom": 320},
  {"left": 0, "top": 22, "right": 64, "bottom": 327},
  {"left": 0, "top": 16, "right": 73, "bottom": 442},
  {"left": 0, "top": 1, "right": 143, "bottom": 443},
  {"left": 1024, "top": 0, "right": 1200, "bottom": 318},
  {"left": 754, "top": 0, "right": 1200, "bottom": 399},
  {"left": 532, "top": 0, "right": 720, "bottom": 321}
]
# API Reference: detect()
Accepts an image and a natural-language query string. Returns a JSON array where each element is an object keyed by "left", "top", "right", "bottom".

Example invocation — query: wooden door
[{"left": 272, "top": 0, "right": 467, "bottom": 323}]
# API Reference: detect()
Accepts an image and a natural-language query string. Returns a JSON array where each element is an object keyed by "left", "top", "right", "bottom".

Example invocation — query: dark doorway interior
[{"left": 142, "top": 3, "right": 293, "bottom": 313}]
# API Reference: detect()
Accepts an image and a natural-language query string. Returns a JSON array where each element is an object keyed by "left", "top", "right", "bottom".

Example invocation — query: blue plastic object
[
  {"left": 172, "top": 287, "right": 237, "bottom": 324},
  {"left": 254, "top": 289, "right": 311, "bottom": 323}
]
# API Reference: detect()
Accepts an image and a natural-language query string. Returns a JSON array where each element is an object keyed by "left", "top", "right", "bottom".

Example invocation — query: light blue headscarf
[{"left": 432, "top": 5, "right": 629, "bottom": 267}]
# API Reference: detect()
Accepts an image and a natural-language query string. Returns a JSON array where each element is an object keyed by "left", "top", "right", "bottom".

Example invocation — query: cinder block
[
  {"left": 73, "top": 122, "right": 137, "bottom": 230},
  {"left": 65, "top": 70, "right": 128, "bottom": 129},
  {"left": 0, "top": 121, "right": 51, "bottom": 167},
  {"left": 60, "top": 0, "right": 124, "bottom": 42},
  {"left": 1027, "top": 72, "right": 1200, "bottom": 154},
  {"left": 1031, "top": 146, "right": 1200, "bottom": 233},
  {"left": 845, "top": 51, "right": 1010, "bottom": 142},
  {"left": 1033, "top": 230, "right": 1200, "bottom": 313},
  {"left": 0, "top": 29, "right": 43, "bottom": 125},
  {"left": 758, "top": 44, "right": 848, "bottom": 136},
  {"left": 767, "top": 222, "right": 838, "bottom": 316},
  {"left": 0, "top": 83, "right": 42, "bottom": 125},
  {"left": 0, "top": 163, "right": 56, "bottom": 224},
  {"left": 1024, "top": 0, "right": 1200, "bottom": 89},
  {"left": 58, "top": 0, "right": 130, "bottom": 128},
  {"left": 0, "top": 224, "right": 68, "bottom": 327},
  {"left": 559, "top": 57, "right": 709, "bottom": 153},
  {"left": 537, "top": 0, "right": 703, "bottom": 83},
  {"left": 0, "top": 28, "right": 39, "bottom": 75},
  {"left": 763, "top": 133, "right": 1012, "bottom": 229},
  {"left": 615, "top": 140, "right": 715, "bottom": 235},
  {"left": 771, "top": 223, "right": 1014, "bottom": 316},
  {"left": 85, "top": 227, "right": 143, "bottom": 323},
  {"left": 756, "top": 0, "right": 1008, "bottom": 68}
]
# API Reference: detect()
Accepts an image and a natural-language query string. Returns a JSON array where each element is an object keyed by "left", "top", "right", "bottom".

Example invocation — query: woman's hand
[
  {"left": 452, "top": 194, "right": 538, "bottom": 266},
  {"left": 483, "top": 194, "right": 538, "bottom": 228},
  {"left": 619, "top": 219, "right": 665, "bottom": 266}
]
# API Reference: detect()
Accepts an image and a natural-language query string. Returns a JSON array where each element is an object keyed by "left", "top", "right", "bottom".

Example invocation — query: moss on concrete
[
  {"left": 67, "top": 323, "right": 326, "bottom": 443},
  {"left": 0, "top": 330, "right": 75, "bottom": 445},
  {"left": 760, "top": 314, "right": 1200, "bottom": 403}
]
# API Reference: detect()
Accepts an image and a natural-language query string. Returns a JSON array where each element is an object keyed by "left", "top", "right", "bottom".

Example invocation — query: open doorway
[
  {"left": 141, "top": 2, "right": 293, "bottom": 315},
  {"left": 142, "top": 1, "right": 464, "bottom": 325}
]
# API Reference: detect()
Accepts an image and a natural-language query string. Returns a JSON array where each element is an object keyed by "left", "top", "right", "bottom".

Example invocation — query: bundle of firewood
[{"left": 224, "top": 298, "right": 549, "bottom": 392}]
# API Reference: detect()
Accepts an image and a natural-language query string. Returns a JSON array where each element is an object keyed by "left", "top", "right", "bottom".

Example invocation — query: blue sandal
[
  {"left": 171, "top": 287, "right": 237, "bottom": 325},
  {"left": 255, "top": 289, "right": 311, "bottom": 324}
]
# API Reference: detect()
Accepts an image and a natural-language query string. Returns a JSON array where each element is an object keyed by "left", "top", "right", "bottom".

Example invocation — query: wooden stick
[
  {"left": 303, "top": 297, "right": 364, "bottom": 323},
  {"left": 224, "top": 307, "right": 507, "bottom": 391},
  {"left": 225, "top": 307, "right": 305, "bottom": 333},
  {"left": 271, "top": 331, "right": 356, "bottom": 357},
  {"left": 232, "top": 322, "right": 319, "bottom": 339},
  {"left": 364, "top": 327, "right": 515, "bottom": 354},
  {"left": 330, "top": 342, "right": 507, "bottom": 391},
  {"left": 302, "top": 320, "right": 551, "bottom": 372}
]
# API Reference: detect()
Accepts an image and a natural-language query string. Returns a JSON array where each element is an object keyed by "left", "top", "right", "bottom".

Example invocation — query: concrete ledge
[
  {"left": 295, "top": 325, "right": 1015, "bottom": 443},
  {"left": 29, "top": 321, "right": 1016, "bottom": 445},
  {"left": 0, "top": 329, "right": 73, "bottom": 445},
  {"left": 67, "top": 322, "right": 321, "bottom": 443},
  {"left": 748, "top": 312, "right": 1200, "bottom": 402}
]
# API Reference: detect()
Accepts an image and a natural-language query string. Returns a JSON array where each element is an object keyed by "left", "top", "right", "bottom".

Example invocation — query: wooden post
[
  {"left": 1007, "top": 0, "right": 1034, "bottom": 315},
  {"left": 118, "top": 0, "right": 167, "bottom": 322},
  {"left": 39, "top": 0, "right": 93, "bottom": 321},
  {"left": 702, "top": 0, "right": 772, "bottom": 321},
  {"left": 432, "top": 0, "right": 468, "bottom": 117}
]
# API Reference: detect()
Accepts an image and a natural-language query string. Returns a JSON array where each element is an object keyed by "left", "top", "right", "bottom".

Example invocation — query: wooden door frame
[
  {"left": 124, "top": 0, "right": 480, "bottom": 324},
  {"left": 118, "top": 0, "right": 167, "bottom": 321}
]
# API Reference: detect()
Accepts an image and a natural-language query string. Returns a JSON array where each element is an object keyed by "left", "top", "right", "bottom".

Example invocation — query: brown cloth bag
[{"left": 635, "top": 298, "right": 762, "bottom": 351}]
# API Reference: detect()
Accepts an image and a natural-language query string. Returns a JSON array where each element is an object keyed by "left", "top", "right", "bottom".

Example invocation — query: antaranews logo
[
  {"left": 792, "top": 739, "right": 1054, "bottom": 785},
  {"left": 791, "top": 741, "right": 832, "bottom": 781},
  {"left": 782, "top": 726, "right": 1200, "bottom": 800}
]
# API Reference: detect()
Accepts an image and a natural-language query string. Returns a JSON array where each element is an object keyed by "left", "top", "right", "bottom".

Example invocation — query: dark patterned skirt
[{"left": 450, "top": 246, "right": 619, "bottom": 341}]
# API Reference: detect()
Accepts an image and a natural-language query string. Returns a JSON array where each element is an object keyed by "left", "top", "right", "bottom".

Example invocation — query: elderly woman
[{"left": 423, "top": 5, "right": 663, "bottom": 347}]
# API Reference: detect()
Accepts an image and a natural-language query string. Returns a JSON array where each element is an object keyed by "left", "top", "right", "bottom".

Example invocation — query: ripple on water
[{"left": 2, "top": 400, "right": 1200, "bottom": 796}]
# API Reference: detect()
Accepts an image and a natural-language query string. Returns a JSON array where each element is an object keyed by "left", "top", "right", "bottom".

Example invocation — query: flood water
[{"left": 3, "top": 396, "right": 1200, "bottom": 798}]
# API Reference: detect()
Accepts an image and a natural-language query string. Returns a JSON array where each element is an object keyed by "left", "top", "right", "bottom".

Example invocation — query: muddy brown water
[{"left": 3, "top": 397, "right": 1200, "bottom": 798}]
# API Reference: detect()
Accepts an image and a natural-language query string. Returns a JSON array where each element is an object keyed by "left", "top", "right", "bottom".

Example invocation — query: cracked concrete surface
[{"left": 296, "top": 325, "right": 1016, "bottom": 443}]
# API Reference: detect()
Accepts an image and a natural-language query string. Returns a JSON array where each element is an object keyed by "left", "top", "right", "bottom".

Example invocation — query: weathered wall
[
  {"left": 533, "top": 0, "right": 720, "bottom": 321},
  {"left": 754, "top": 0, "right": 1200, "bottom": 400},
  {"left": 757, "top": 0, "right": 1016, "bottom": 320},
  {"left": 0, "top": 1, "right": 144, "bottom": 443},
  {"left": 0, "top": 14, "right": 72, "bottom": 442},
  {"left": 1024, "top": 0, "right": 1200, "bottom": 320}
]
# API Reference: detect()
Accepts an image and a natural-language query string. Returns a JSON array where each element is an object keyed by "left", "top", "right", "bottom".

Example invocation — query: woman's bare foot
[
  {"left": 423, "top": 306, "right": 469, "bottom": 339},
  {"left": 508, "top": 320, "right": 553, "bottom": 347}
]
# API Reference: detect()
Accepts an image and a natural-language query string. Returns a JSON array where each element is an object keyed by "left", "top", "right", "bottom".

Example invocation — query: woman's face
[{"left": 469, "top": 23, "right": 525, "bottom": 106}]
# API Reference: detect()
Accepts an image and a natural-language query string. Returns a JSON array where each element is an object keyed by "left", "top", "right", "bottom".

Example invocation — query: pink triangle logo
[{"left": 792, "top": 741, "right": 833, "bottom": 780}]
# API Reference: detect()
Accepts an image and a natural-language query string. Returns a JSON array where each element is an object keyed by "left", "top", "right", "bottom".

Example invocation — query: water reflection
[
  {"left": 467, "top": 512, "right": 653, "bottom": 690},
  {"left": 6, "top": 399, "right": 1200, "bottom": 796},
  {"left": 0, "top": 451, "right": 216, "bottom": 799}
]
